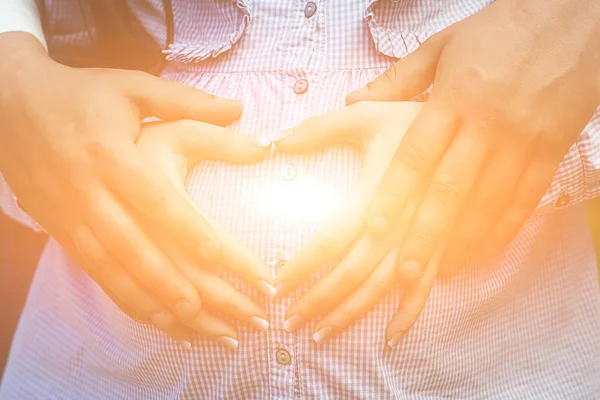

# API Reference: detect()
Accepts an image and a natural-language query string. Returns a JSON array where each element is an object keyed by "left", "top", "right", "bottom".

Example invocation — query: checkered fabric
[{"left": 1, "top": 1, "right": 600, "bottom": 399}]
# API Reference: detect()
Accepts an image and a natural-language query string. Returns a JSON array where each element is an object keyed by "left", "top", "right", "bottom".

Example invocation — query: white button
[
  {"left": 293, "top": 79, "right": 308, "bottom": 94},
  {"left": 276, "top": 349, "right": 292, "bottom": 365},
  {"left": 281, "top": 163, "right": 297, "bottom": 180}
]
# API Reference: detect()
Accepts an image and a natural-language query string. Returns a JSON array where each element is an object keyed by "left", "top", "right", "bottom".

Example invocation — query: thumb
[
  {"left": 119, "top": 71, "right": 243, "bottom": 127},
  {"left": 164, "top": 120, "right": 271, "bottom": 165},
  {"left": 269, "top": 104, "right": 371, "bottom": 154},
  {"left": 346, "top": 33, "right": 446, "bottom": 105}
]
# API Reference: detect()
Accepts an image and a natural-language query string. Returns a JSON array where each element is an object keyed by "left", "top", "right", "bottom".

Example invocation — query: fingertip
[
  {"left": 345, "top": 86, "right": 368, "bottom": 106},
  {"left": 275, "top": 282, "right": 292, "bottom": 299},
  {"left": 386, "top": 331, "right": 404, "bottom": 348},
  {"left": 211, "top": 98, "right": 243, "bottom": 126},
  {"left": 268, "top": 129, "right": 294, "bottom": 144}
]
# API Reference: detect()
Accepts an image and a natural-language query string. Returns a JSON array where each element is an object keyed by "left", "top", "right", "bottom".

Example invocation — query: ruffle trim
[
  {"left": 364, "top": 0, "right": 432, "bottom": 59},
  {"left": 162, "top": 0, "right": 252, "bottom": 63}
]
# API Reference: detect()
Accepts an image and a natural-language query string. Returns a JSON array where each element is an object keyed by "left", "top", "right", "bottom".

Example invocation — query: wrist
[
  {"left": 0, "top": 31, "right": 52, "bottom": 73},
  {"left": 0, "top": 32, "right": 59, "bottom": 105}
]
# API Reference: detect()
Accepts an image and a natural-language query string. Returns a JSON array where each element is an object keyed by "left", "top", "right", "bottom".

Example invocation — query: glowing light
[{"left": 257, "top": 177, "right": 343, "bottom": 223}]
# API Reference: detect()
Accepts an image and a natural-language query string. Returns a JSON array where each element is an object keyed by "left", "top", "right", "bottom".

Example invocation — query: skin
[
  {"left": 0, "top": 32, "right": 275, "bottom": 347},
  {"left": 272, "top": 102, "right": 445, "bottom": 345},
  {"left": 274, "top": 0, "right": 600, "bottom": 345}
]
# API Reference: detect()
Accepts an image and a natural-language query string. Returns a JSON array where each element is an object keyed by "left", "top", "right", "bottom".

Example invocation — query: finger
[
  {"left": 98, "top": 142, "right": 223, "bottom": 265},
  {"left": 59, "top": 231, "right": 196, "bottom": 347},
  {"left": 76, "top": 192, "right": 203, "bottom": 320},
  {"left": 100, "top": 141, "right": 274, "bottom": 287},
  {"left": 275, "top": 103, "right": 425, "bottom": 296},
  {"left": 386, "top": 241, "right": 444, "bottom": 348},
  {"left": 481, "top": 159, "right": 557, "bottom": 255},
  {"left": 103, "top": 286, "right": 195, "bottom": 348},
  {"left": 345, "top": 33, "right": 447, "bottom": 105},
  {"left": 160, "top": 239, "right": 271, "bottom": 331},
  {"left": 311, "top": 248, "right": 400, "bottom": 344},
  {"left": 367, "top": 101, "right": 458, "bottom": 233},
  {"left": 139, "top": 120, "right": 272, "bottom": 165},
  {"left": 133, "top": 124, "right": 276, "bottom": 295},
  {"left": 268, "top": 103, "right": 371, "bottom": 152},
  {"left": 438, "top": 149, "right": 527, "bottom": 276},
  {"left": 183, "top": 306, "right": 240, "bottom": 350},
  {"left": 117, "top": 70, "right": 243, "bottom": 126},
  {"left": 387, "top": 227, "right": 451, "bottom": 348},
  {"left": 397, "top": 126, "right": 488, "bottom": 277},
  {"left": 282, "top": 193, "right": 421, "bottom": 330}
]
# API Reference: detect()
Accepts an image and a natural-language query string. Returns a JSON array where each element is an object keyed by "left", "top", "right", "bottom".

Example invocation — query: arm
[{"left": 0, "top": 0, "right": 46, "bottom": 229}]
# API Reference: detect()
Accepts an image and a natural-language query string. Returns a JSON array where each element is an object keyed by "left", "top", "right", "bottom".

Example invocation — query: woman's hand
[
  {"left": 0, "top": 32, "right": 275, "bottom": 348},
  {"left": 346, "top": 0, "right": 600, "bottom": 276},
  {"left": 62, "top": 119, "right": 275, "bottom": 348},
  {"left": 271, "top": 102, "right": 444, "bottom": 345}
]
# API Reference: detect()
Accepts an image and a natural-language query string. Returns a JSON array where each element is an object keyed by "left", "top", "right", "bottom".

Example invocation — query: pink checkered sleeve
[
  {"left": 0, "top": 174, "right": 44, "bottom": 232},
  {"left": 533, "top": 110, "right": 600, "bottom": 219}
]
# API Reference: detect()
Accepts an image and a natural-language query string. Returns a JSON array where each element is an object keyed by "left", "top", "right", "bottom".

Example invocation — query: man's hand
[
  {"left": 346, "top": 0, "right": 600, "bottom": 276},
  {"left": 0, "top": 32, "right": 275, "bottom": 347},
  {"left": 272, "top": 102, "right": 444, "bottom": 345}
]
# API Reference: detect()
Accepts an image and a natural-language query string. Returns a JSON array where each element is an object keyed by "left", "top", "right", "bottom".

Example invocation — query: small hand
[
  {"left": 61, "top": 119, "right": 274, "bottom": 348},
  {"left": 272, "top": 102, "right": 442, "bottom": 344}
]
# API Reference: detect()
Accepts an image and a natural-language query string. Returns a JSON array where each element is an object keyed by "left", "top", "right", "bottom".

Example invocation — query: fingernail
[
  {"left": 175, "top": 301, "right": 196, "bottom": 319},
  {"left": 197, "top": 240, "right": 218, "bottom": 262},
  {"left": 257, "top": 280, "right": 277, "bottom": 300},
  {"left": 313, "top": 326, "right": 332, "bottom": 344},
  {"left": 387, "top": 332, "right": 403, "bottom": 348},
  {"left": 177, "top": 339, "right": 192, "bottom": 350},
  {"left": 275, "top": 282, "right": 291, "bottom": 299},
  {"left": 218, "top": 336, "right": 239, "bottom": 350},
  {"left": 283, "top": 314, "right": 303, "bottom": 333},
  {"left": 248, "top": 136, "right": 272, "bottom": 149},
  {"left": 150, "top": 311, "right": 172, "bottom": 329},
  {"left": 268, "top": 129, "right": 293, "bottom": 143},
  {"left": 248, "top": 316, "right": 269, "bottom": 332},
  {"left": 399, "top": 260, "right": 421, "bottom": 280}
]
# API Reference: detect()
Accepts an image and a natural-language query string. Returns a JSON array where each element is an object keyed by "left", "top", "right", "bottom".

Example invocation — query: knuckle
[
  {"left": 429, "top": 176, "right": 463, "bottom": 206},
  {"left": 397, "top": 143, "right": 431, "bottom": 173},
  {"left": 152, "top": 274, "right": 180, "bottom": 300},
  {"left": 411, "top": 229, "right": 438, "bottom": 250}
]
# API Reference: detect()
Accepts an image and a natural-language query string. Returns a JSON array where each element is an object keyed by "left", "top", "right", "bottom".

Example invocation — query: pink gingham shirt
[{"left": 1, "top": 1, "right": 600, "bottom": 399}]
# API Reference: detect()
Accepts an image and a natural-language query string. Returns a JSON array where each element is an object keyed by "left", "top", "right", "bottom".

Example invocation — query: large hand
[
  {"left": 271, "top": 102, "right": 445, "bottom": 345},
  {"left": 346, "top": 0, "right": 600, "bottom": 276},
  {"left": 0, "top": 33, "right": 275, "bottom": 346}
]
